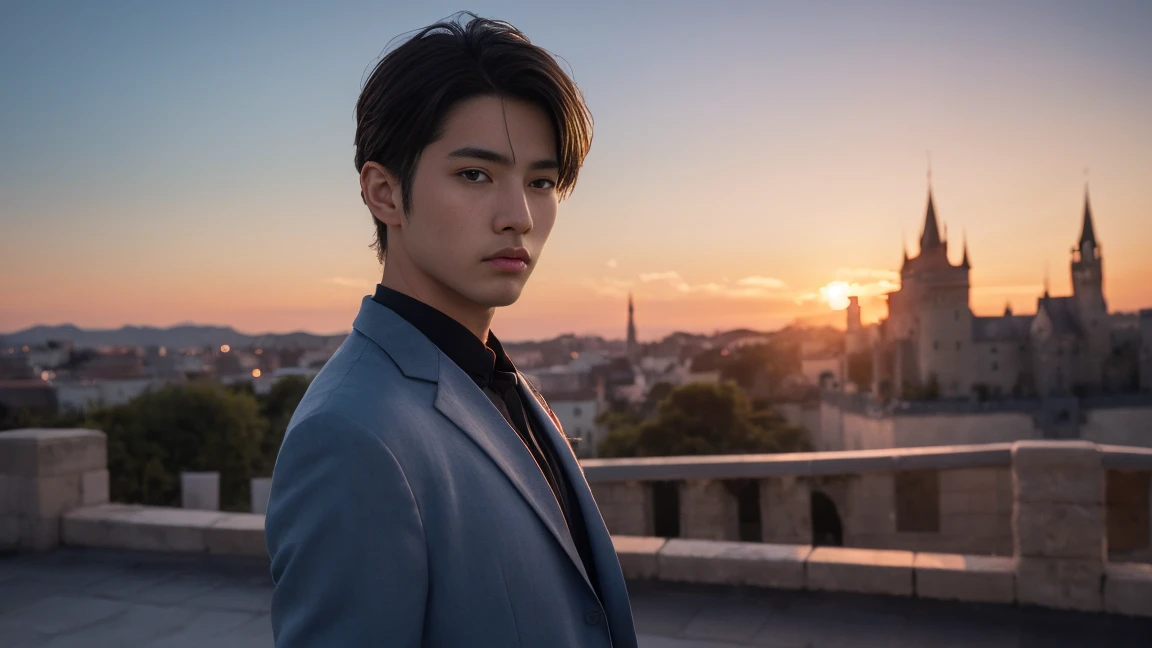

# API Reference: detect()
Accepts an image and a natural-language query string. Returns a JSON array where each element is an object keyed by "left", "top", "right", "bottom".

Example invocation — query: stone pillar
[
  {"left": 589, "top": 481, "right": 652, "bottom": 536},
  {"left": 180, "top": 471, "right": 220, "bottom": 511},
  {"left": 761, "top": 476, "right": 812, "bottom": 544},
  {"left": 0, "top": 428, "right": 109, "bottom": 551},
  {"left": 680, "top": 479, "right": 738, "bottom": 541},
  {"left": 251, "top": 477, "right": 273, "bottom": 514},
  {"left": 1012, "top": 440, "right": 1105, "bottom": 611}
]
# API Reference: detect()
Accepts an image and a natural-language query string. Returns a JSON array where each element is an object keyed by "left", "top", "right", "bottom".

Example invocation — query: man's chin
[{"left": 453, "top": 280, "right": 525, "bottom": 310}]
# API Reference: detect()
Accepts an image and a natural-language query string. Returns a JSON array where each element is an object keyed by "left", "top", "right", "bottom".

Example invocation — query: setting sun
[{"left": 820, "top": 281, "right": 853, "bottom": 311}]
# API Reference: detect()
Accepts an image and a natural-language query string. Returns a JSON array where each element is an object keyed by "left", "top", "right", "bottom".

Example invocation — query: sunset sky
[{"left": 2, "top": 1, "right": 1151, "bottom": 342}]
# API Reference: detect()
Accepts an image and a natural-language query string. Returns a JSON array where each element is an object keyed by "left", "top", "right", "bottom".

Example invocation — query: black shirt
[{"left": 372, "top": 284, "right": 601, "bottom": 600}]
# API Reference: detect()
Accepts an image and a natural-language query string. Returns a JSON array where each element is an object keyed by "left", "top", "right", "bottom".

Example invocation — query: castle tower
[
  {"left": 626, "top": 293, "right": 638, "bottom": 358},
  {"left": 845, "top": 296, "right": 865, "bottom": 354},
  {"left": 1071, "top": 187, "right": 1109, "bottom": 388},
  {"left": 912, "top": 187, "right": 975, "bottom": 398}
]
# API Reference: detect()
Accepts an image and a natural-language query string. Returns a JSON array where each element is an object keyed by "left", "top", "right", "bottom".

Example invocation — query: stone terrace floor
[{"left": 1, "top": 549, "right": 1150, "bottom": 647}]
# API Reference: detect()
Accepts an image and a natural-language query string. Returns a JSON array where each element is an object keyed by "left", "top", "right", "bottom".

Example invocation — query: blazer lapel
[
  {"left": 517, "top": 378, "right": 624, "bottom": 602},
  {"left": 433, "top": 355, "right": 593, "bottom": 592}
]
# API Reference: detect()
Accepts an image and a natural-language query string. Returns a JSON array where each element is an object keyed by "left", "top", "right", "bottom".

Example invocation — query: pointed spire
[
  {"left": 1004, "top": 301, "right": 1013, "bottom": 317},
  {"left": 1043, "top": 262, "right": 1051, "bottom": 298},
  {"left": 961, "top": 229, "right": 971, "bottom": 268},
  {"left": 1079, "top": 184, "right": 1097, "bottom": 247},
  {"left": 919, "top": 188, "right": 943, "bottom": 252}
]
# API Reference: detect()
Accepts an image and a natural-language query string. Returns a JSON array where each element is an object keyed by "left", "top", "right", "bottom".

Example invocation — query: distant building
[
  {"left": 1141, "top": 310, "right": 1152, "bottom": 392},
  {"left": 55, "top": 377, "right": 159, "bottom": 412},
  {"left": 76, "top": 353, "right": 145, "bottom": 381},
  {"left": 865, "top": 185, "right": 1148, "bottom": 400},
  {"left": 0, "top": 379, "right": 57, "bottom": 422},
  {"left": 542, "top": 389, "right": 603, "bottom": 458}
]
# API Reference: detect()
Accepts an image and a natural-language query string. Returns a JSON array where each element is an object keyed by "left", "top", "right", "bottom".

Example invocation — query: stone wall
[
  {"left": 1082, "top": 406, "right": 1152, "bottom": 446},
  {"left": 892, "top": 412, "right": 1037, "bottom": 448},
  {"left": 820, "top": 397, "right": 1152, "bottom": 452},
  {"left": 1012, "top": 441, "right": 1107, "bottom": 611},
  {"left": 0, "top": 428, "right": 108, "bottom": 551},
  {"left": 840, "top": 412, "right": 894, "bottom": 450},
  {"left": 589, "top": 481, "right": 653, "bottom": 537}
]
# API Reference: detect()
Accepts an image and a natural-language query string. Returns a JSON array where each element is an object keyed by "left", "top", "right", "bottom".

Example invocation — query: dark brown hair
[{"left": 354, "top": 13, "right": 594, "bottom": 263}]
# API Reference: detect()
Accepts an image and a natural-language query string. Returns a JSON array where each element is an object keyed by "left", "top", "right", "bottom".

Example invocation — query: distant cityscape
[{"left": 4, "top": 187, "right": 1150, "bottom": 455}]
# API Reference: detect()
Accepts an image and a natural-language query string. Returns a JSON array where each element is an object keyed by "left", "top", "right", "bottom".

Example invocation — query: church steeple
[
  {"left": 919, "top": 189, "right": 943, "bottom": 252},
  {"left": 1079, "top": 185, "right": 1098, "bottom": 248},
  {"left": 626, "top": 293, "right": 637, "bottom": 357},
  {"left": 961, "top": 229, "right": 971, "bottom": 268}
]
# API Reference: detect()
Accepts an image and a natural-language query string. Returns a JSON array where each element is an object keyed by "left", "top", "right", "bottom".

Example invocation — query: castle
[{"left": 850, "top": 186, "right": 1149, "bottom": 401}]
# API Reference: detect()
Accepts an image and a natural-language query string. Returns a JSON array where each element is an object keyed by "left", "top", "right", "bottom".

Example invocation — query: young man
[{"left": 264, "top": 15, "right": 639, "bottom": 648}]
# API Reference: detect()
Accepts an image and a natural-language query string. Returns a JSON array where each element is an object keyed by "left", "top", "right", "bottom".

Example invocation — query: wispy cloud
[
  {"left": 736, "top": 276, "right": 789, "bottom": 290},
  {"left": 606, "top": 258, "right": 618, "bottom": 269},
  {"left": 323, "top": 277, "right": 369, "bottom": 288},
  {"left": 631, "top": 272, "right": 791, "bottom": 298}
]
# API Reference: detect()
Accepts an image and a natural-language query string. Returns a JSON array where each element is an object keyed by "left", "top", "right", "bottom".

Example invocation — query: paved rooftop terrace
[{"left": 1, "top": 549, "right": 1150, "bottom": 647}]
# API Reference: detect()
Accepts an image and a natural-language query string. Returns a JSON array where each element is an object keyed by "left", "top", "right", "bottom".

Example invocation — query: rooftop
[{"left": 2, "top": 548, "right": 1150, "bottom": 647}]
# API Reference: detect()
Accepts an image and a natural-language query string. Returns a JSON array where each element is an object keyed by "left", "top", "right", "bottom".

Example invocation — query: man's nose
[{"left": 495, "top": 186, "right": 533, "bottom": 233}]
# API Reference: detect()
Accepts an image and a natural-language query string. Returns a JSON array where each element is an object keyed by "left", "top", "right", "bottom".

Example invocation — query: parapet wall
[{"left": 2, "top": 428, "right": 1152, "bottom": 616}]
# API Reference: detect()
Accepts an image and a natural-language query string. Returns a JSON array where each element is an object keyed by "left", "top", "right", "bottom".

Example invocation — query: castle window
[
  {"left": 574, "top": 407, "right": 582, "bottom": 417},
  {"left": 991, "top": 346, "right": 998, "bottom": 354},
  {"left": 1019, "top": 345, "right": 1025, "bottom": 352},
  {"left": 933, "top": 340, "right": 939, "bottom": 351},
  {"left": 992, "top": 361, "right": 999, "bottom": 371},
  {"left": 956, "top": 341, "right": 962, "bottom": 352},
  {"left": 954, "top": 310, "right": 959, "bottom": 321}
]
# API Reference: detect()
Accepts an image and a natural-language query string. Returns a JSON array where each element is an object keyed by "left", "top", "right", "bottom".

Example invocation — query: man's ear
[{"left": 360, "top": 161, "right": 404, "bottom": 227}]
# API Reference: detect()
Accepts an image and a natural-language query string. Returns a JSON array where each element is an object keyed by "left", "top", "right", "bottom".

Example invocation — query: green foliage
[
  {"left": 84, "top": 383, "right": 268, "bottom": 511},
  {"left": 598, "top": 382, "right": 812, "bottom": 458},
  {"left": 257, "top": 375, "right": 312, "bottom": 474},
  {"left": 2, "top": 376, "right": 313, "bottom": 512}
]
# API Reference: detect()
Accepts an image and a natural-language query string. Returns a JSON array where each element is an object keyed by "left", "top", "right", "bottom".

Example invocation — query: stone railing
[
  {"left": 583, "top": 443, "right": 1152, "bottom": 563},
  {"left": 2, "top": 428, "right": 1151, "bottom": 617}
]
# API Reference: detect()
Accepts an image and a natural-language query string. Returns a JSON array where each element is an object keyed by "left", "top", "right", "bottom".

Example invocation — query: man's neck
[{"left": 380, "top": 267, "right": 494, "bottom": 343}]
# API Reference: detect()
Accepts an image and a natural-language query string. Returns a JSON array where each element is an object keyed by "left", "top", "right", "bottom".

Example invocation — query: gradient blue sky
[{"left": 2, "top": 1, "right": 1151, "bottom": 340}]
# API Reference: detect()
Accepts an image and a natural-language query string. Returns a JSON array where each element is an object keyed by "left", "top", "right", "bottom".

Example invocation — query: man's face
[{"left": 391, "top": 95, "right": 559, "bottom": 311}]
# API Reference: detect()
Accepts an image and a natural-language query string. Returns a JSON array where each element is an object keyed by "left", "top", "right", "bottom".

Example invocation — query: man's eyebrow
[{"left": 448, "top": 147, "right": 559, "bottom": 171}]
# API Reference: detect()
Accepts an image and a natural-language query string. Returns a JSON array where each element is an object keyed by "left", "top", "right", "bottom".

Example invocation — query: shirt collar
[{"left": 371, "top": 284, "right": 515, "bottom": 388}]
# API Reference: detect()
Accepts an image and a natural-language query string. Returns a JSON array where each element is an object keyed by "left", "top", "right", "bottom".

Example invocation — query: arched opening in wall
[
  {"left": 810, "top": 490, "right": 843, "bottom": 547},
  {"left": 651, "top": 481, "right": 681, "bottom": 538},
  {"left": 725, "top": 479, "right": 762, "bottom": 542}
]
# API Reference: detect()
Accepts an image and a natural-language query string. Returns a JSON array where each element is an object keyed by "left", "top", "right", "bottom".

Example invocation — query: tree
[
  {"left": 598, "top": 382, "right": 811, "bottom": 458},
  {"left": 84, "top": 382, "right": 267, "bottom": 511},
  {"left": 256, "top": 375, "right": 312, "bottom": 474}
]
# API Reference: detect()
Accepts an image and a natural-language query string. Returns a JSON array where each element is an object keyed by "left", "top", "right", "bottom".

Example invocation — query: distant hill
[
  {"left": 0, "top": 323, "right": 348, "bottom": 351},
  {"left": 2, "top": 321, "right": 834, "bottom": 355}
]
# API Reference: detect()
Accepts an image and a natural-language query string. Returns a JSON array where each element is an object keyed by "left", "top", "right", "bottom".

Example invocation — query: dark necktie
[{"left": 487, "top": 372, "right": 565, "bottom": 512}]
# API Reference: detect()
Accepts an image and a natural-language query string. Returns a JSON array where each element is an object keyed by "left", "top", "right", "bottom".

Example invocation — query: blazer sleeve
[{"left": 265, "top": 410, "right": 428, "bottom": 647}]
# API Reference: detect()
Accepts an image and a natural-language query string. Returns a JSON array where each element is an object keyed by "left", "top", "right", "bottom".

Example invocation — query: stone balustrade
[
  {"left": 3, "top": 428, "right": 1151, "bottom": 617},
  {"left": 0, "top": 428, "right": 108, "bottom": 550}
]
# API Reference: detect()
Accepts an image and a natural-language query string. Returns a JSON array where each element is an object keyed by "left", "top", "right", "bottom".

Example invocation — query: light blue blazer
[{"left": 265, "top": 296, "right": 638, "bottom": 647}]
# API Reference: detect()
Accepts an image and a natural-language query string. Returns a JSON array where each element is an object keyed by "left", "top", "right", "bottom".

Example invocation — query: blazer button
[{"left": 585, "top": 610, "right": 602, "bottom": 626}]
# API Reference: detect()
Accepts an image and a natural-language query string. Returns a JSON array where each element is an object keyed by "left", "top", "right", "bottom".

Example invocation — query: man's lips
[{"left": 486, "top": 257, "right": 528, "bottom": 272}]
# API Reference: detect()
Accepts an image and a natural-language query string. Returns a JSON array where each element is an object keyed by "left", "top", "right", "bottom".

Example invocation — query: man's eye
[
  {"left": 530, "top": 178, "right": 556, "bottom": 190},
  {"left": 459, "top": 170, "right": 490, "bottom": 182}
]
